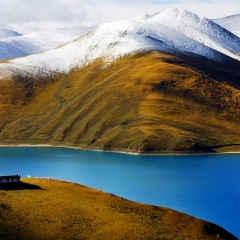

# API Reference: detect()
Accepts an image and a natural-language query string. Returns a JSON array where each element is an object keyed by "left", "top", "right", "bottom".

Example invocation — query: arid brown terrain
[
  {"left": 0, "top": 178, "right": 238, "bottom": 239},
  {"left": 0, "top": 51, "right": 240, "bottom": 153}
]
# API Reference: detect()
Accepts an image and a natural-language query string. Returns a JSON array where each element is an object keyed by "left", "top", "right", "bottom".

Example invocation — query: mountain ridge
[
  {"left": 0, "top": 50, "right": 240, "bottom": 153},
  {"left": 0, "top": 8, "right": 240, "bottom": 80},
  {"left": 0, "top": 9, "right": 240, "bottom": 153}
]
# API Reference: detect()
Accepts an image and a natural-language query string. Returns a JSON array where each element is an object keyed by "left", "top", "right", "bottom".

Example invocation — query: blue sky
[{"left": 0, "top": 0, "right": 239, "bottom": 33}]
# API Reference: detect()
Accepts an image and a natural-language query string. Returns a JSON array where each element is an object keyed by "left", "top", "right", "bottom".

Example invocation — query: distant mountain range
[
  {"left": 1, "top": 9, "right": 240, "bottom": 78},
  {"left": 0, "top": 26, "right": 94, "bottom": 61},
  {"left": 0, "top": 9, "right": 239, "bottom": 64},
  {"left": 212, "top": 14, "right": 240, "bottom": 37},
  {"left": 0, "top": 8, "right": 239, "bottom": 153},
  {"left": 0, "top": 29, "right": 22, "bottom": 39}
]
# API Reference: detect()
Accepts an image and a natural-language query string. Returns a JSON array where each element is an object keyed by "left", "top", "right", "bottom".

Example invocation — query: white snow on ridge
[
  {"left": 144, "top": 9, "right": 240, "bottom": 61},
  {"left": 0, "top": 26, "right": 94, "bottom": 61},
  {"left": 0, "top": 29, "right": 21, "bottom": 39},
  {"left": 212, "top": 14, "right": 240, "bottom": 37},
  {"left": 0, "top": 8, "right": 240, "bottom": 79},
  {"left": 131, "top": 12, "right": 160, "bottom": 20}
]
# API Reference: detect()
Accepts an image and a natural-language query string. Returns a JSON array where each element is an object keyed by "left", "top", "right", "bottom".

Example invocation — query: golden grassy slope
[
  {"left": 0, "top": 179, "right": 237, "bottom": 240},
  {"left": 0, "top": 51, "right": 240, "bottom": 153}
]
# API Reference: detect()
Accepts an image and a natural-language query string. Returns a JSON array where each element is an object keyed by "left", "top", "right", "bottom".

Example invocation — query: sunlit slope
[
  {"left": 0, "top": 51, "right": 240, "bottom": 153},
  {"left": 0, "top": 179, "right": 237, "bottom": 240}
]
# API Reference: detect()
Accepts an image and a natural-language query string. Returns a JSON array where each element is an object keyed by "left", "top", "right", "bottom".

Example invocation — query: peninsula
[{"left": 0, "top": 178, "right": 238, "bottom": 240}]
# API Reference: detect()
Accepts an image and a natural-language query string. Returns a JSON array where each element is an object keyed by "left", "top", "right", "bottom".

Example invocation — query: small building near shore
[{"left": 0, "top": 174, "right": 20, "bottom": 183}]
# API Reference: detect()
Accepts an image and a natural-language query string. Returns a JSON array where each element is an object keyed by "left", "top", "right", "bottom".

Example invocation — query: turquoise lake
[{"left": 0, "top": 147, "right": 240, "bottom": 238}]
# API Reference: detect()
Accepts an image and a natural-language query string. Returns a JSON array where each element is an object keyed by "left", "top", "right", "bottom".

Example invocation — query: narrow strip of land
[{"left": 0, "top": 178, "right": 237, "bottom": 240}]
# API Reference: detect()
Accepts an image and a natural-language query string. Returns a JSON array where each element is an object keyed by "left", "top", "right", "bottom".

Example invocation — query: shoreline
[
  {"left": 0, "top": 142, "right": 240, "bottom": 156},
  {"left": 1, "top": 178, "right": 238, "bottom": 240}
]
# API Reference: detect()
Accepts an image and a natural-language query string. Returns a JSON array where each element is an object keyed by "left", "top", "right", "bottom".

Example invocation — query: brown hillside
[
  {"left": 0, "top": 178, "right": 238, "bottom": 240},
  {"left": 0, "top": 51, "right": 240, "bottom": 153}
]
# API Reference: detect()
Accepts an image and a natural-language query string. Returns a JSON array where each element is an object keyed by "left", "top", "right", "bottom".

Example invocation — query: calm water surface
[{"left": 0, "top": 147, "right": 240, "bottom": 238}]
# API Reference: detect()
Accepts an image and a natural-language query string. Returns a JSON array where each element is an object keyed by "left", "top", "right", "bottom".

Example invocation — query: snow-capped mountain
[
  {"left": 1, "top": 9, "right": 240, "bottom": 78},
  {"left": 212, "top": 14, "right": 240, "bottom": 37},
  {"left": 0, "top": 26, "right": 94, "bottom": 61},
  {"left": 0, "top": 29, "right": 21, "bottom": 39}
]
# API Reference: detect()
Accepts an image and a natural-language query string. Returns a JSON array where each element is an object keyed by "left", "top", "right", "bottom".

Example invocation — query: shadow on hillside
[
  {"left": 204, "top": 222, "right": 238, "bottom": 240},
  {"left": 176, "top": 51, "right": 240, "bottom": 89},
  {"left": 0, "top": 181, "right": 44, "bottom": 191}
]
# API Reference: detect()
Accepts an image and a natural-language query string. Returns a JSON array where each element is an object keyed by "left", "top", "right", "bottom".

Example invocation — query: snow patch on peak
[
  {"left": 144, "top": 8, "right": 240, "bottom": 61},
  {"left": 160, "top": 8, "right": 203, "bottom": 23}
]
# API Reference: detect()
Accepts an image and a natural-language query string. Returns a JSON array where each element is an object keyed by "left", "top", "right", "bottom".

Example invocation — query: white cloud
[
  {"left": 0, "top": 0, "right": 239, "bottom": 34},
  {"left": 0, "top": 0, "right": 101, "bottom": 33},
  {"left": 99, "top": 0, "right": 240, "bottom": 20}
]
